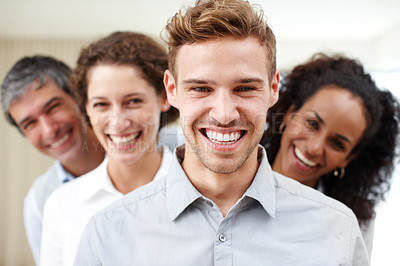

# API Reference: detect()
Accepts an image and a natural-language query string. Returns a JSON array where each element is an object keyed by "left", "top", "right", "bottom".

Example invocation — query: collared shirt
[
  {"left": 317, "top": 182, "right": 375, "bottom": 257},
  {"left": 158, "top": 123, "right": 185, "bottom": 152},
  {"left": 55, "top": 160, "right": 75, "bottom": 184},
  {"left": 74, "top": 145, "right": 369, "bottom": 266},
  {"left": 41, "top": 147, "right": 172, "bottom": 266},
  {"left": 24, "top": 160, "right": 74, "bottom": 265}
]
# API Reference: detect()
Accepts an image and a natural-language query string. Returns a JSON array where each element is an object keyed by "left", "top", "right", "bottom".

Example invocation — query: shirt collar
[
  {"left": 166, "top": 146, "right": 203, "bottom": 221},
  {"left": 153, "top": 146, "right": 173, "bottom": 181},
  {"left": 243, "top": 146, "right": 276, "bottom": 218},
  {"left": 55, "top": 160, "right": 75, "bottom": 183},
  {"left": 166, "top": 145, "right": 276, "bottom": 221},
  {"left": 77, "top": 156, "right": 120, "bottom": 202},
  {"left": 78, "top": 147, "right": 171, "bottom": 202}
]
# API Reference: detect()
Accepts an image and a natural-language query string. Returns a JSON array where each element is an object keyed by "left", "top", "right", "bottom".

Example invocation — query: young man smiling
[
  {"left": 1, "top": 55, "right": 105, "bottom": 264},
  {"left": 164, "top": 35, "right": 279, "bottom": 216},
  {"left": 74, "top": 1, "right": 369, "bottom": 265}
]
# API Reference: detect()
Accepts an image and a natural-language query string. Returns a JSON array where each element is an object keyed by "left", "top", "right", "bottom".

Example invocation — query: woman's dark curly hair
[
  {"left": 70, "top": 31, "right": 179, "bottom": 129},
  {"left": 262, "top": 53, "right": 400, "bottom": 226}
]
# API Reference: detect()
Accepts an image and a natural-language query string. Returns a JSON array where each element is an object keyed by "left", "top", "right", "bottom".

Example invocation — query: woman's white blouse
[{"left": 40, "top": 147, "right": 172, "bottom": 266}]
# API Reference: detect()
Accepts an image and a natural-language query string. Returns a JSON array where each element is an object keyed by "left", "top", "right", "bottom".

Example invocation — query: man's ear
[
  {"left": 268, "top": 70, "right": 280, "bottom": 108},
  {"left": 164, "top": 70, "right": 178, "bottom": 109},
  {"left": 159, "top": 95, "right": 171, "bottom": 112}
]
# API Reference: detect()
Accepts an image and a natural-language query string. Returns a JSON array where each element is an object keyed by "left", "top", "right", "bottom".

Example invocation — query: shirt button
[{"left": 219, "top": 233, "right": 226, "bottom": 243}]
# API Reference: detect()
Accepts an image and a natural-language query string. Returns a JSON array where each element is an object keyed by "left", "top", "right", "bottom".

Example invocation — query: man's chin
[
  {"left": 198, "top": 153, "right": 246, "bottom": 174},
  {"left": 203, "top": 164, "right": 241, "bottom": 175},
  {"left": 52, "top": 147, "right": 81, "bottom": 164}
]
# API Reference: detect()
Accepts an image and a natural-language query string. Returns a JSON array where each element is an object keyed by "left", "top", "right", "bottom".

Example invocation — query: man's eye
[
  {"left": 128, "top": 98, "right": 143, "bottom": 104},
  {"left": 192, "top": 87, "right": 209, "bottom": 92},
  {"left": 23, "top": 120, "right": 36, "bottom": 131},
  {"left": 235, "top": 87, "right": 254, "bottom": 92},
  {"left": 48, "top": 103, "right": 60, "bottom": 113}
]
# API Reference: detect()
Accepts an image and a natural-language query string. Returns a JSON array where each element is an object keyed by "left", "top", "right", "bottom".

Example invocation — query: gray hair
[{"left": 1, "top": 55, "right": 73, "bottom": 129}]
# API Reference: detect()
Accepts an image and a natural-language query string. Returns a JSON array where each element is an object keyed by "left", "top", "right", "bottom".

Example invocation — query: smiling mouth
[
  {"left": 202, "top": 129, "right": 245, "bottom": 145},
  {"left": 294, "top": 147, "right": 317, "bottom": 167},
  {"left": 49, "top": 131, "right": 71, "bottom": 149},
  {"left": 109, "top": 132, "right": 140, "bottom": 146}
]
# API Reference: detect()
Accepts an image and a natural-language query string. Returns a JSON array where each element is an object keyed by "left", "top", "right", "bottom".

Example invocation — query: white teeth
[
  {"left": 223, "top": 134, "right": 230, "bottom": 141},
  {"left": 212, "top": 131, "right": 217, "bottom": 140},
  {"left": 109, "top": 133, "right": 139, "bottom": 145},
  {"left": 50, "top": 132, "right": 70, "bottom": 148},
  {"left": 216, "top": 133, "right": 223, "bottom": 141},
  {"left": 294, "top": 147, "right": 317, "bottom": 167},
  {"left": 205, "top": 129, "right": 242, "bottom": 145}
]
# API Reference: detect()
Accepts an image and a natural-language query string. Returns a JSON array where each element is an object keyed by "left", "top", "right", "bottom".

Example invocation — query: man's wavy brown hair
[{"left": 163, "top": 0, "right": 276, "bottom": 83}]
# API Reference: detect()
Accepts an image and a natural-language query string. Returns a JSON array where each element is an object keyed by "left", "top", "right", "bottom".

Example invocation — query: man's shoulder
[
  {"left": 272, "top": 171, "right": 355, "bottom": 219},
  {"left": 24, "top": 162, "right": 65, "bottom": 212},
  {"left": 47, "top": 159, "right": 102, "bottom": 199},
  {"left": 28, "top": 162, "right": 63, "bottom": 195}
]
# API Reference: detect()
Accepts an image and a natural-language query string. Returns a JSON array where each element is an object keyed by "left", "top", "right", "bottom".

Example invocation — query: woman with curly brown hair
[
  {"left": 40, "top": 31, "right": 179, "bottom": 266},
  {"left": 261, "top": 53, "right": 400, "bottom": 256}
]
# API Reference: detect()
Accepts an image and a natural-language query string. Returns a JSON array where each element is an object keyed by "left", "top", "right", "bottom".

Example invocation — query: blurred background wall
[{"left": 0, "top": 0, "right": 399, "bottom": 265}]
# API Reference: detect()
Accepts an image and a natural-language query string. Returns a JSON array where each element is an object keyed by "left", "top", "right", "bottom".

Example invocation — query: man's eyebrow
[
  {"left": 181, "top": 79, "right": 216, "bottom": 85},
  {"left": 181, "top": 77, "right": 266, "bottom": 85},
  {"left": 43, "top": 97, "right": 62, "bottom": 109},
  {"left": 18, "top": 97, "right": 62, "bottom": 127},
  {"left": 235, "top": 78, "right": 266, "bottom": 85}
]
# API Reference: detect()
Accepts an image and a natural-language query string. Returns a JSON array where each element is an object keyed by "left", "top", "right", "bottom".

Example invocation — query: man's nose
[
  {"left": 40, "top": 115, "right": 59, "bottom": 136},
  {"left": 209, "top": 90, "right": 239, "bottom": 125}
]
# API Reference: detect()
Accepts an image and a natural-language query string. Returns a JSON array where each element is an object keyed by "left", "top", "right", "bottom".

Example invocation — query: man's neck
[{"left": 181, "top": 148, "right": 260, "bottom": 217}]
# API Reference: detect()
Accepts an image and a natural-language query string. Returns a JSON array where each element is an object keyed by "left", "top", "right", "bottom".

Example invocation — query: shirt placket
[{"left": 214, "top": 216, "right": 232, "bottom": 266}]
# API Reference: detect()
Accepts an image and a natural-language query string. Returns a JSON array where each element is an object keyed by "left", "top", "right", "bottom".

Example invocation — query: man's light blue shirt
[
  {"left": 24, "top": 160, "right": 74, "bottom": 264},
  {"left": 74, "top": 146, "right": 369, "bottom": 266}
]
